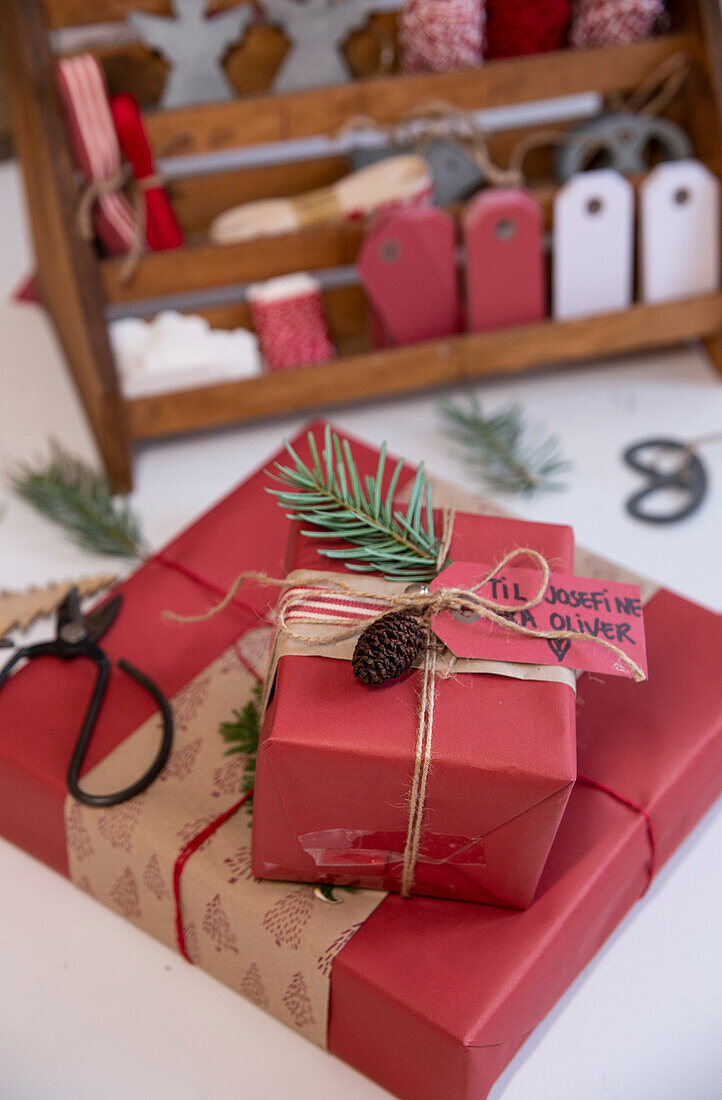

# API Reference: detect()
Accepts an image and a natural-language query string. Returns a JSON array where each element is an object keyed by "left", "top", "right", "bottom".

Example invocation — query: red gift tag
[
  {"left": 431, "top": 561, "right": 648, "bottom": 679},
  {"left": 359, "top": 206, "right": 460, "bottom": 346},
  {"left": 463, "top": 188, "right": 546, "bottom": 331}
]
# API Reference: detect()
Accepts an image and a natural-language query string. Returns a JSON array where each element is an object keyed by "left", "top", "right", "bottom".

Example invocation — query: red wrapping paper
[
  {"left": 0, "top": 422, "right": 720, "bottom": 1100},
  {"left": 329, "top": 586, "right": 722, "bottom": 1098},
  {"left": 252, "top": 512, "right": 577, "bottom": 906}
]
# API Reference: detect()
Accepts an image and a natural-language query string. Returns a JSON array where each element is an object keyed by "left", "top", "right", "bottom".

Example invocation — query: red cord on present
[
  {"left": 174, "top": 790, "right": 254, "bottom": 961},
  {"left": 110, "top": 93, "right": 184, "bottom": 251},
  {"left": 578, "top": 773, "right": 657, "bottom": 891}
]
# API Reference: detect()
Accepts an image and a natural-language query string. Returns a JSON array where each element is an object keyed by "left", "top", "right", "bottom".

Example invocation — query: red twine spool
[
  {"left": 248, "top": 274, "right": 336, "bottom": 372},
  {"left": 570, "top": 0, "right": 664, "bottom": 48},
  {"left": 400, "top": 0, "right": 486, "bottom": 73},
  {"left": 486, "top": 0, "right": 570, "bottom": 59}
]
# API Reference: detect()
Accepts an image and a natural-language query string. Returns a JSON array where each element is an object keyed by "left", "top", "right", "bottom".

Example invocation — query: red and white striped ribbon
[
  {"left": 279, "top": 586, "right": 390, "bottom": 625},
  {"left": 55, "top": 54, "right": 138, "bottom": 256}
]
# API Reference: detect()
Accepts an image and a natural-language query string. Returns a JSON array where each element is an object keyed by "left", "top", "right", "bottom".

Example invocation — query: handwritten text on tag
[{"left": 431, "top": 562, "right": 648, "bottom": 680}]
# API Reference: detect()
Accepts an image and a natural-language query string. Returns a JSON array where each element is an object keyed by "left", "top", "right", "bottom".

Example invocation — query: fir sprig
[
  {"left": 267, "top": 426, "right": 440, "bottom": 582},
  {"left": 440, "top": 397, "right": 570, "bottom": 496},
  {"left": 220, "top": 681, "right": 263, "bottom": 814},
  {"left": 9, "top": 443, "right": 147, "bottom": 560}
]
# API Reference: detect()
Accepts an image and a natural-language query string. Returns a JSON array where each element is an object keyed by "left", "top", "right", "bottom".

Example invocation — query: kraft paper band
[
  {"left": 64, "top": 641, "right": 385, "bottom": 1049},
  {"left": 268, "top": 568, "right": 578, "bottom": 694}
]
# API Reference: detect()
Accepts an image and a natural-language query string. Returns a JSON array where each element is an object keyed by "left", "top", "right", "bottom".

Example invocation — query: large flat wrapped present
[{"left": 0, "top": 423, "right": 719, "bottom": 1099}]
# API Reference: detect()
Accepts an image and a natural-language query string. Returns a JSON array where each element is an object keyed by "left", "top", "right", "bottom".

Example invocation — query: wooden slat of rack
[
  {"left": 1, "top": 0, "right": 132, "bottom": 490},
  {"left": 108, "top": 164, "right": 682, "bottom": 302},
  {"left": 127, "top": 292, "right": 722, "bottom": 438},
  {"left": 167, "top": 115, "right": 589, "bottom": 235},
  {"left": 43, "top": 1, "right": 240, "bottom": 28},
  {"left": 142, "top": 34, "right": 691, "bottom": 159},
  {"left": 95, "top": 181, "right": 597, "bottom": 303},
  {"left": 103, "top": 221, "right": 364, "bottom": 301}
]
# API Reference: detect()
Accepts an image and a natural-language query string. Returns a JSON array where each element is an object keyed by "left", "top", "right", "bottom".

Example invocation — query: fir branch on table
[
  {"left": 9, "top": 442, "right": 147, "bottom": 560},
  {"left": 266, "top": 425, "right": 440, "bottom": 582},
  {"left": 440, "top": 397, "right": 571, "bottom": 497},
  {"left": 219, "top": 681, "right": 263, "bottom": 814}
]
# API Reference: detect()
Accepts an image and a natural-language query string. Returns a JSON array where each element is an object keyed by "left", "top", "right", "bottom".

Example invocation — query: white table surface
[{"left": 0, "top": 158, "right": 720, "bottom": 1100}]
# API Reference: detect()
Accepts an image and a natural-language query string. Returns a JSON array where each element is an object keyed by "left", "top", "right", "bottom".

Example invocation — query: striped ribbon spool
[{"left": 55, "top": 54, "right": 138, "bottom": 256}]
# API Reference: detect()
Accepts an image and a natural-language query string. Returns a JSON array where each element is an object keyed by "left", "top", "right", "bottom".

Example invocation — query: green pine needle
[
  {"left": 266, "top": 425, "right": 440, "bottom": 582},
  {"left": 9, "top": 442, "right": 147, "bottom": 560},
  {"left": 440, "top": 397, "right": 571, "bottom": 497},
  {"left": 220, "top": 681, "right": 263, "bottom": 814}
]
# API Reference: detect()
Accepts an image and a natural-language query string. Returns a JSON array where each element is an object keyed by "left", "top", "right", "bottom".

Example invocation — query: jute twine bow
[
  {"left": 165, "top": 509, "right": 645, "bottom": 896},
  {"left": 77, "top": 167, "right": 164, "bottom": 283}
]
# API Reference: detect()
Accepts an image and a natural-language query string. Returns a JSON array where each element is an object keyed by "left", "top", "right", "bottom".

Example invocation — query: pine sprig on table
[
  {"left": 220, "top": 681, "right": 263, "bottom": 814},
  {"left": 440, "top": 397, "right": 570, "bottom": 496},
  {"left": 266, "top": 425, "right": 440, "bottom": 582},
  {"left": 9, "top": 443, "right": 147, "bottom": 560}
]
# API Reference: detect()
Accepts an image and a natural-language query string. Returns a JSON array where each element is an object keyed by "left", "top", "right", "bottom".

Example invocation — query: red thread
[
  {"left": 578, "top": 774, "right": 657, "bottom": 890},
  {"left": 157, "top": 553, "right": 268, "bottom": 960},
  {"left": 155, "top": 553, "right": 266, "bottom": 624},
  {"left": 174, "top": 790, "right": 253, "bottom": 961}
]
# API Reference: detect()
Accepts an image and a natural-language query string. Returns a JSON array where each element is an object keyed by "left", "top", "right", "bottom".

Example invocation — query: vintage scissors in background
[
  {"left": 622, "top": 433, "right": 719, "bottom": 524},
  {"left": 0, "top": 588, "right": 173, "bottom": 806}
]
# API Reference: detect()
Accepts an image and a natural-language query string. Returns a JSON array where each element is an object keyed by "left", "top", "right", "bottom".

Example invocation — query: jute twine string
[
  {"left": 399, "top": 505, "right": 454, "bottom": 894},
  {"left": 507, "top": 51, "right": 689, "bottom": 182},
  {"left": 337, "top": 100, "right": 520, "bottom": 188},
  {"left": 165, "top": 509, "right": 644, "bottom": 896},
  {"left": 77, "top": 167, "right": 164, "bottom": 283}
]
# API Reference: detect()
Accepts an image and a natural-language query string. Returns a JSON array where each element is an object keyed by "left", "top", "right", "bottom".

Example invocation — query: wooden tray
[{"left": 2, "top": 0, "right": 721, "bottom": 490}]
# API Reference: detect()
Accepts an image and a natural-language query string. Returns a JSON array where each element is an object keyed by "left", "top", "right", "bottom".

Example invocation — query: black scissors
[
  {"left": 0, "top": 588, "right": 173, "bottom": 807},
  {"left": 622, "top": 436, "right": 708, "bottom": 525}
]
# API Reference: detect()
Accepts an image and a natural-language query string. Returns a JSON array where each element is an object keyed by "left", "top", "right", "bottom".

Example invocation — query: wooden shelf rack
[{"left": 1, "top": 0, "right": 721, "bottom": 490}]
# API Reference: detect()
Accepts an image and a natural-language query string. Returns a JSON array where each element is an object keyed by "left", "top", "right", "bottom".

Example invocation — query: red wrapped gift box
[
  {"left": 253, "top": 511, "right": 578, "bottom": 906},
  {"left": 0, "top": 422, "right": 720, "bottom": 1100}
]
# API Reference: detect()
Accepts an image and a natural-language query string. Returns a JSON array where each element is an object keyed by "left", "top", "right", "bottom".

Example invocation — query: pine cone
[{"left": 352, "top": 611, "right": 424, "bottom": 685}]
